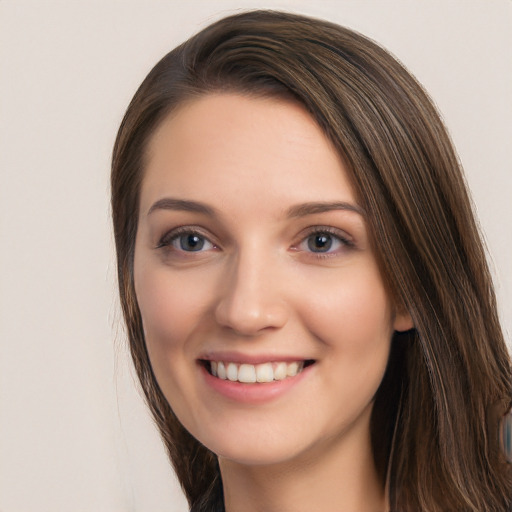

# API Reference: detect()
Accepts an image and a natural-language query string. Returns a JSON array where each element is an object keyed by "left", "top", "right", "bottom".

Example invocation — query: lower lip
[{"left": 200, "top": 363, "right": 313, "bottom": 404}]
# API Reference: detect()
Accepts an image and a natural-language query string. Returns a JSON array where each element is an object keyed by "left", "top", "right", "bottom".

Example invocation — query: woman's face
[{"left": 134, "top": 93, "right": 412, "bottom": 467}]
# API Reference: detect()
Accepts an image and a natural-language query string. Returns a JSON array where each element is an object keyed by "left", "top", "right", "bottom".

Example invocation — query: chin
[
  {"left": 215, "top": 441, "right": 309, "bottom": 467},
  {"left": 192, "top": 419, "right": 312, "bottom": 467}
]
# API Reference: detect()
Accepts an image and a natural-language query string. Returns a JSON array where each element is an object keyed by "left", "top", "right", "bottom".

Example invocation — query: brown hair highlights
[{"left": 111, "top": 10, "right": 512, "bottom": 512}]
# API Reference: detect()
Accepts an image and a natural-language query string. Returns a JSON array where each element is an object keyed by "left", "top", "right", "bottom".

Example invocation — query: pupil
[
  {"left": 308, "top": 234, "right": 332, "bottom": 252},
  {"left": 181, "top": 234, "right": 204, "bottom": 251}
]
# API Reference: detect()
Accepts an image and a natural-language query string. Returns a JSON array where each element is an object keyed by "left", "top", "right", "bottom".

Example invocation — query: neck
[{"left": 218, "top": 410, "right": 387, "bottom": 512}]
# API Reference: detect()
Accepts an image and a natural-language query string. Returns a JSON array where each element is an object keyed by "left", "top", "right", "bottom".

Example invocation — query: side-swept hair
[{"left": 111, "top": 10, "right": 512, "bottom": 512}]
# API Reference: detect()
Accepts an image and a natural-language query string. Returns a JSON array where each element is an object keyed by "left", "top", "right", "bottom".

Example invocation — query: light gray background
[{"left": 1, "top": 1, "right": 511, "bottom": 511}]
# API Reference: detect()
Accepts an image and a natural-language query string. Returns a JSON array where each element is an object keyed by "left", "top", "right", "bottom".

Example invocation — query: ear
[{"left": 393, "top": 309, "right": 414, "bottom": 332}]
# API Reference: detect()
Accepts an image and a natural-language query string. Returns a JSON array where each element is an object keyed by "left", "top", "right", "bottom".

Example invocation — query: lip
[
  {"left": 198, "top": 357, "right": 315, "bottom": 404},
  {"left": 199, "top": 351, "right": 310, "bottom": 365}
]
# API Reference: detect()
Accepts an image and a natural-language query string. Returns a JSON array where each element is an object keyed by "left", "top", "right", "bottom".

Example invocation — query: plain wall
[{"left": 1, "top": 1, "right": 511, "bottom": 511}]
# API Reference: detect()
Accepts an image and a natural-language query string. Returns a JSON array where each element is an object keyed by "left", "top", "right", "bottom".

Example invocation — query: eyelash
[{"left": 156, "top": 226, "right": 354, "bottom": 258}]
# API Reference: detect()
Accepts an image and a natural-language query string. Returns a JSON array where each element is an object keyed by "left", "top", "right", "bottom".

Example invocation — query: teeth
[
  {"left": 217, "top": 362, "right": 227, "bottom": 380},
  {"left": 287, "top": 361, "right": 300, "bottom": 377},
  {"left": 274, "top": 362, "right": 287, "bottom": 380},
  {"left": 256, "top": 363, "right": 274, "bottom": 383},
  {"left": 227, "top": 362, "right": 238, "bottom": 381},
  {"left": 208, "top": 360, "right": 308, "bottom": 383},
  {"left": 238, "top": 364, "right": 256, "bottom": 383}
]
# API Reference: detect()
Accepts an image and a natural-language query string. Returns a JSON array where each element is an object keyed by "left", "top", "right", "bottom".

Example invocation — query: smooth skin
[{"left": 134, "top": 94, "right": 413, "bottom": 512}]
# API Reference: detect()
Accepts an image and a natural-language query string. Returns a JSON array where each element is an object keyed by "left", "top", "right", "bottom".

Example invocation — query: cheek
[
  {"left": 136, "top": 271, "right": 180, "bottom": 340},
  {"left": 133, "top": 256, "right": 222, "bottom": 408},
  {"left": 133, "top": 261, "right": 207, "bottom": 421},
  {"left": 301, "top": 266, "right": 394, "bottom": 422},
  {"left": 299, "top": 264, "right": 394, "bottom": 351},
  {"left": 133, "top": 255, "right": 194, "bottom": 382},
  {"left": 134, "top": 265, "right": 182, "bottom": 390},
  {"left": 134, "top": 259, "right": 211, "bottom": 346},
  {"left": 295, "top": 261, "right": 394, "bottom": 413}
]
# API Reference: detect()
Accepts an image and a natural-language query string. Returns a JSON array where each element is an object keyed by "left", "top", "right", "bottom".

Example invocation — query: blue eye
[
  {"left": 307, "top": 233, "right": 336, "bottom": 252},
  {"left": 171, "top": 233, "right": 214, "bottom": 252},
  {"left": 157, "top": 229, "right": 215, "bottom": 253},
  {"left": 298, "top": 229, "right": 351, "bottom": 255}
]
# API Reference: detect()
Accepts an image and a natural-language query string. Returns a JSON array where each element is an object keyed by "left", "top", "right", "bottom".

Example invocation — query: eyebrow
[
  {"left": 146, "top": 198, "right": 365, "bottom": 218},
  {"left": 286, "top": 201, "right": 366, "bottom": 218},
  {"left": 147, "top": 198, "right": 216, "bottom": 216}
]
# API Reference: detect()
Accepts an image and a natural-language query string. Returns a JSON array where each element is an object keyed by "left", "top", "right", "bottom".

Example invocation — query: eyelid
[{"left": 295, "top": 225, "right": 353, "bottom": 244}]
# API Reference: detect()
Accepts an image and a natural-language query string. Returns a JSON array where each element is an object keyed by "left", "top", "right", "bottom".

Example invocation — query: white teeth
[
  {"left": 217, "top": 361, "right": 227, "bottom": 380},
  {"left": 238, "top": 364, "right": 257, "bottom": 383},
  {"left": 274, "top": 362, "right": 287, "bottom": 380},
  {"left": 256, "top": 363, "right": 274, "bottom": 383},
  {"left": 227, "top": 362, "right": 238, "bottom": 381},
  {"left": 287, "top": 361, "right": 301, "bottom": 377},
  {"left": 208, "top": 360, "right": 309, "bottom": 383}
]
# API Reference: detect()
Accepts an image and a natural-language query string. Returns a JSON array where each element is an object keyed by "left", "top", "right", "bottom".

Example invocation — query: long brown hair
[{"left": 111, "top": 10, "right": 512, "bottom": 512}]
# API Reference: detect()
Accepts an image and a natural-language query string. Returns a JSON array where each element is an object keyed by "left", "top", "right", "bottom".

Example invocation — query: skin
[{"left": 134, "top": 94, "right": 413, "bottom": 512}]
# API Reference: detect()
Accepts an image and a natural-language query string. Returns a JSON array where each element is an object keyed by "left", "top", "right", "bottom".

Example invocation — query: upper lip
[{"left": 198, "top": 351, "right": 313, "bottom": 365}]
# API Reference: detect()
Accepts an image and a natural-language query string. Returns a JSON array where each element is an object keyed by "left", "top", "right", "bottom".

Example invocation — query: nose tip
[
  {"left": 215, "top": 297, "right": 287, "bottom": 335},
  {"left": 214, "top": 257, "right": 288, "bottom": 335}
]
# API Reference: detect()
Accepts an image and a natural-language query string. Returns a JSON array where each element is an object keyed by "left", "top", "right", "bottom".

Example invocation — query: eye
[
  {"left": 306, "top": 233, "right": 337, "bottom": 252},
  {"left": 295, "top": 228, "right": 353, "bottom": 255},
  {"left": 173, "top": 233, "right": 213, "bottom": 252},
  {"left": 157, "top": 228, "right": 216, "bottom": 253}
]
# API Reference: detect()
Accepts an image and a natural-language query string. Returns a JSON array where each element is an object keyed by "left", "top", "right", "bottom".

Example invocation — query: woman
[{"left": 111, "top": 10, "right": 512, "bottom": 512}]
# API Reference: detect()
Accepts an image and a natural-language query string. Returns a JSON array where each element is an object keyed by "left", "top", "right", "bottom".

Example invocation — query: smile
[{"left": 204, "top": 360, "right": 315, "bottom": 383}]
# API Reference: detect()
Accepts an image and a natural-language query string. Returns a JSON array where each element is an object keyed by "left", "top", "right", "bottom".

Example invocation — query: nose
[{"left": 214, "top": 250, "right": 289, "bottom": 336}]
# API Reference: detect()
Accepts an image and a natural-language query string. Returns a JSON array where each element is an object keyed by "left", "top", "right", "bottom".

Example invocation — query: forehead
[{"left": 140, "top": 93, "right": 357, "bottom": 216}]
